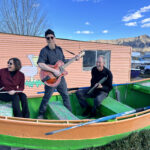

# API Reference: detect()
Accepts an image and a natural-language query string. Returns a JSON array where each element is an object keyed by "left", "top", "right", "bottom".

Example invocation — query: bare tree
[{"left": 0, "top": 0, "right": 48, "bottom": 36}]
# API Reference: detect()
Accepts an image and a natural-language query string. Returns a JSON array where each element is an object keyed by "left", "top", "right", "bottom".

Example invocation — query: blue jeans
[{"left": 39, "top": 77, "right": 72, "bottom": 115}]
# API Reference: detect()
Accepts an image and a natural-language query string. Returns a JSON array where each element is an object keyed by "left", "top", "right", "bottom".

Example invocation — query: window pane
[
  {"left": 97, "top": 50, "right": 111, "bottom": 69},
  {"left": 82, "top": 50, "right": 111, "bottom": 71},
  {"left": 83, "top": 50, "right": 96, "bottom": 71}
]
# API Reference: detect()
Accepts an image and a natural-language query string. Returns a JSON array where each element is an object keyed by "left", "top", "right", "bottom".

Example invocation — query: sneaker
[
  {"left": 88, "top": 108, "right": 97, "bottom": 118},
  {"left": 82, "top": 107, "right": 91, "bottom": 117},
  {"left": 88, "top": 113, "right": 96, "bottom": 119},
  {"left": 37, "top": 115, "right": 44, "bottom": 119}
]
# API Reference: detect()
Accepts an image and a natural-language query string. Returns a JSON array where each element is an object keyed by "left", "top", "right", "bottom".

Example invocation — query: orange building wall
[{"left": 0, "top": 33, "right": 131, "bottom": 97}]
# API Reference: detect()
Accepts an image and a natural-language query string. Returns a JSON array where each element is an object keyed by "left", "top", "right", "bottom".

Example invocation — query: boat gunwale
[
  {"left": 0, "top": 78, "right": 150, "bottom": 127},
  {"left": 29, "top": 78, "right": 150, "bottom": 98},
  {"left": 0, "top": 108, "right": 150, "bottom": 126},
  {"left": 0, "top": 110, "right": 150, "bottom": 141}
]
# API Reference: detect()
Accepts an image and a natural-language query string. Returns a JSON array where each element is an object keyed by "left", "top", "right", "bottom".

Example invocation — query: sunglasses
[
  {"left": 7, "top": 62, "right": 13, "bottom": 65},
  {"left": 46, "top": 36, "right": 54, "bottom": 40}
]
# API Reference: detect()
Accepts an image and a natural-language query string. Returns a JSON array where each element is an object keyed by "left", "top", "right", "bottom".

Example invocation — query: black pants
[
  {"left": 76, "top": 88, "right": 108, "bottom": 114},
  {"left": 0, "top": 92, "right": 30, "bottom": 118},
  {"left": 39, "top": 77, "right": 72, "bottom": 115}
]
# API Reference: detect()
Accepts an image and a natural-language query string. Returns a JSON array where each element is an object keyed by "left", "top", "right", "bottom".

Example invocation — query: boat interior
[{"left": 1, "top": 79, "right": 150, "bottom": 122}]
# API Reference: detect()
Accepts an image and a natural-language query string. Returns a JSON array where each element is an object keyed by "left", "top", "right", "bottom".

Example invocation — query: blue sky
[{"left": 38, "top": 0, "right": 150, "bottom": 41}]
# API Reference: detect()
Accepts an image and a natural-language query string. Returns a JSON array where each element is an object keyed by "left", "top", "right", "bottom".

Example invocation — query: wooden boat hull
[
  {"left": 1, "top": 79, "right": 150, "bottom": 149},
  {"left": 0, "top": 109, "right": 150, "bottom": 149},
  {"left": 0, "top": 110, "right": 150, "bottom": 140}
]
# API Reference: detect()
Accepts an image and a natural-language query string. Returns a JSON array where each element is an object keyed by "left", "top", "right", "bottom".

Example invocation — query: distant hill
[{"left": 92, "top": 35, "right": 150, "bottom": 52}]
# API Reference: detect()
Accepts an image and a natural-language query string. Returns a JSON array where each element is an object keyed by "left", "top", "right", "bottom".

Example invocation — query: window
[{"left": 83, "top": 50, "right": 111, "bottom": 71}]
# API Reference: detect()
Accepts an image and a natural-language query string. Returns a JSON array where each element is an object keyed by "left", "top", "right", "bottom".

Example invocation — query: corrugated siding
[{"left": 0, "top": 33, "right": 131, "bottom": 97}]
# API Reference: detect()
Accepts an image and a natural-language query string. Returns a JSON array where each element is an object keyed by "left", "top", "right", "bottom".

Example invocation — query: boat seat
[
  {"left": 132, "top": 82, "right": 150, "bottom": 94},
  {"left": 47, "top": 101, "right": 79, "bottom": 120},
  {"left": 86, "top": 96, "right": 135, "bottom": 116},
  {"left": 0, "top": 101, "right": 13, "bottom": 117},
  {"left": 100, "top": 96, "right": 135, "bottom": 116}
]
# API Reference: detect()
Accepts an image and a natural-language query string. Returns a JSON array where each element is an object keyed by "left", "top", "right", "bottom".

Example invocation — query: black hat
[{"left": 45, "top": 29, "right": 55, "bottom": 37}]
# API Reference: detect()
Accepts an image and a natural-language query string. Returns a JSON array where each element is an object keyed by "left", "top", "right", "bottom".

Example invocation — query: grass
[{"left": 83, "top": 129, "right": 150, "bottom": 150}]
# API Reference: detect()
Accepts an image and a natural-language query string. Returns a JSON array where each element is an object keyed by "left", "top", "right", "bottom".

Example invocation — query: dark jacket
[
  {"left": 90, "top": 66, "right": 113, "bottom": 96},
  {"left": 0, "top": 68, "right": 25, "bottom": 91}
]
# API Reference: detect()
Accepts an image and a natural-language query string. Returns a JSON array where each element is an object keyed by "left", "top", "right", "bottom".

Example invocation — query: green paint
[
  {"left": 1, "top": 126, "right": 150, "bottom": 150},
  {"left": 47, "top": 101, "right": 79, "bottom": 120},
  {"left": 25, "top": 80, "right": 44, "bottom": 88},
  {"left": 132, "top": 83, "right": 150, "bottom": 94},
  {"left": 0, "top": 102, "right": 12, "bottom": 117},
  {"left": 1, "top": 80, "right": 150, "bottom": 149},
  {"left": 120, "top": 82, "right": 150, "bottom": 108},
  {"left": 100, "top": 96, "right": 135, "bottom": 116}
]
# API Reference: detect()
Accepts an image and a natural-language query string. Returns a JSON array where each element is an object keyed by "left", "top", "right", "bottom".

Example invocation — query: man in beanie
[{"left": 37, "top": 29, "right": 72, "bottom": 119}]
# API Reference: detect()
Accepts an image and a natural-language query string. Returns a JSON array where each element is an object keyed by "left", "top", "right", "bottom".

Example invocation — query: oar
[
  {"left": 45, "top": 106, "right": 150, "bottom": 135},
  {"left": 0, "top": 91, "right": 23, "bottom": 93},
  {"left": 37, "top": 87, "right": 89, "bottom": 94},
  {"left": 37, "top": 83, "right": 134, "bottom": 94}
]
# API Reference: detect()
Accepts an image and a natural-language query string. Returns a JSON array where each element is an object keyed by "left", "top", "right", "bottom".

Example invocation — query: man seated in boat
[
  {"left": 76, "top": 56, "right": 113, "bottom": 118},
  {"left": 37, "top": 29, "right": 80, "bottom": 119},
  {"left": 0, "top": 58, "right": 30, "bottom": 118}
]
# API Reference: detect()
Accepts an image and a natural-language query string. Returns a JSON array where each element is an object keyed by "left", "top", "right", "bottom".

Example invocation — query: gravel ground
[{"left": 0, "top": 146, "right": 40, "bottom": 150}]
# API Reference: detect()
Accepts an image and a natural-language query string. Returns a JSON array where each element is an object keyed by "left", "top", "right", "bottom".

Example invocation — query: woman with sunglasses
[{"left": 0, "top": 58, "right": 30, "bottom": 118}]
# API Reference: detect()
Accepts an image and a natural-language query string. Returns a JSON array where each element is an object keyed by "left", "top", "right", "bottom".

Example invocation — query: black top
[
  {"left": 9, "top": 71, "right": 17, "bottom": 77},
  {"left": 90, "top": 66, "right": 113, "bottom": 95},
  {"left": 37, "top": 45, "right": 67, "bottom": 65}
]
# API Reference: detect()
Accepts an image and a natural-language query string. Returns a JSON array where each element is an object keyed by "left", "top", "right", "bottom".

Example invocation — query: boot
[
  {"left": 88, "top": 107, "right": 97, "bottom": 118},
  {"left": 82, "top": 106, "right": 91, "bottom": 117},
  {"left": 37, "top": 114, "right": 44, "bottom": 119}
]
